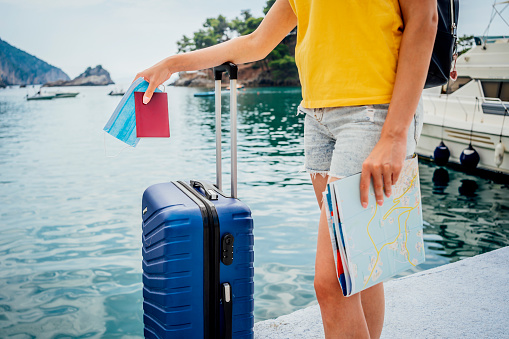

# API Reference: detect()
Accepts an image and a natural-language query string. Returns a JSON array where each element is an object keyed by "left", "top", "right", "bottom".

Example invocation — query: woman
[{"left": 135, "top": 0, "right": 437, "bottom": 337}]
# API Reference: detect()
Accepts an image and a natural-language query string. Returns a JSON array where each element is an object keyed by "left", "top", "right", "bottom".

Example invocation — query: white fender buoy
[{"left": 495, "top": 142, "right": 505, "bottom": 168}]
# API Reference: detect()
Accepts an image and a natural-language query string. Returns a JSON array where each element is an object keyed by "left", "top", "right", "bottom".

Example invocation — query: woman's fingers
[
  {"left": 360, "top": 163, "right": 371, "bottom": 208},
  {"left": 371, "top": 163, "right": 385, "bottom": 206},
  {"left": 361, "top": 160, "right": 394, "bottom": 208},
  {"left": 143, "top": 81, "right": 158, "bottom": 105},
  {"left": 382, "top": 163, "right": 392, "bottom": 198},
  {"left": 392, "top": 161, "right": 403, "bottom": 185}
]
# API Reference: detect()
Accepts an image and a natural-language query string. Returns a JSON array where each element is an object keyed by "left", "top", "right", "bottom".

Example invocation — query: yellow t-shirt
[{"left": 287, "top": 0, "right": 404, "bottom": 108}]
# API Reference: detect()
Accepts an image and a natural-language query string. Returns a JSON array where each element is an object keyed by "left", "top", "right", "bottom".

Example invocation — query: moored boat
[
  {"left": 53, "top": 92, "right": 79, "bottom": 98},
  {"left": 26, "top": 93, "right": 56, "bottom": 101},
  {"left": 417, "top": 36, "right": 509, "bottom": 175},
  {"left": 194, "top": 91, "right": 215, "bottom": 97},
  {"left": 108, "top": 89, "right": 125, "bottom": 96}
]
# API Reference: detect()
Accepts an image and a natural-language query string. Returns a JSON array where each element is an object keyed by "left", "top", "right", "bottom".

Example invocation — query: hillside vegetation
[{"left": 175, "top": 0, "right": 299, "bottom": 86}]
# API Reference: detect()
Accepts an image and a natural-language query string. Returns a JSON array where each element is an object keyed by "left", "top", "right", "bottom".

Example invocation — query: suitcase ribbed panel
[
  {"left": 142, "top": 183, "right": 205, "bottom": 338},
  {"left": 144, "top": 313, "right": 192, "bottom": 338}
]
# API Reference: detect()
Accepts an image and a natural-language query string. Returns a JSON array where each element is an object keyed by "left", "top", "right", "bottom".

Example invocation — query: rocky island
[{"left": 44, "top": 65, "right": 114, "bottom": 87}]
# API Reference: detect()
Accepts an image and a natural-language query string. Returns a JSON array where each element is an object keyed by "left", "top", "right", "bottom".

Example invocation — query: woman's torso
[{"left": 287, "top": 0, "right": 404, "bottom": 108}]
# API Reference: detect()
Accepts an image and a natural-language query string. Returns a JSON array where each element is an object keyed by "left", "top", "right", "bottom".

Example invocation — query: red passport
[{"left": 134, "top": 91, "right": 170, "bottom": 138}]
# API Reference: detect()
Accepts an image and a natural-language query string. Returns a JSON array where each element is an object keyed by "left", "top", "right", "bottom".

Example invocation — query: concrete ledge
[{"left": 254, "top": 246, "right": 509, "bottom": 338}]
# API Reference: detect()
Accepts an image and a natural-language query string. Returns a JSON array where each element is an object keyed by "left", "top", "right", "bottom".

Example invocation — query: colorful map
[{"left": 325, "top": 155, "right": 425, "bottom": 296}]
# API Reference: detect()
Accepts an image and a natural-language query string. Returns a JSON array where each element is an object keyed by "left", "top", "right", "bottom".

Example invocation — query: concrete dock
[{"left": 254, "top": 246, "right": 509, "bottom": 338}]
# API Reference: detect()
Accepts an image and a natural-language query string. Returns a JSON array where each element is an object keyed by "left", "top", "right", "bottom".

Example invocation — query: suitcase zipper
[
  {"left": 174, "top": 181, "right": 221, "bottom": 338},
  {"left": 222, "top": 282, "right": 233, "bottom": 339}
]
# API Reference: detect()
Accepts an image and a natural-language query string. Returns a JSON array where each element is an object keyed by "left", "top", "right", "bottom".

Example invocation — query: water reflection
[
  {"left": 432, "top": 167, "right": 450, "bottom": 190},
  {"left": 420, "top": 162, "right": 509, "bottom": 266}
]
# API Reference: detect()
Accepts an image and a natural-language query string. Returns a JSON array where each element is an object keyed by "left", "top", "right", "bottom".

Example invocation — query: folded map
[{"left": 324, "top": 154, "right": 425, "bottom": 296}]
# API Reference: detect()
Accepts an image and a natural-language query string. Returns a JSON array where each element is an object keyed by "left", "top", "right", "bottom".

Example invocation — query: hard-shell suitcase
[{"left": 141, "top": 63, "right": 254, "bottom": 339}]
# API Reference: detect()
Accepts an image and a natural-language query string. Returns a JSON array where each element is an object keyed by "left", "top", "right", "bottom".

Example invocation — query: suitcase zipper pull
[{"left": 222, "top": 282, "right": 232, "bottom": 339}]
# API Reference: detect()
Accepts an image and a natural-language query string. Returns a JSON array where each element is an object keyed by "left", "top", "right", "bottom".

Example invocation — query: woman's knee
[{"left": 314, "top": 271, "right": 342, "bottom": 304}]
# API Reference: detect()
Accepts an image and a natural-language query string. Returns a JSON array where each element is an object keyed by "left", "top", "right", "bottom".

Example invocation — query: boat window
[
  {"left": 481, "top": 81, "right": 509, "bottom": 101},
  {"left": 500, "top": 82, "right": 509, "bottom": 102},
  {"left": 481, "top": 81, "right": 500, "bottom": 98},
  {"left": 442, "top": 76, "right": 471, "bottom": 94}
]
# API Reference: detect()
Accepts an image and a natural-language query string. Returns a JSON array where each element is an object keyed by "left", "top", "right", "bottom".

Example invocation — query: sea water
[{"left": 0, "top": 85, "right": 508, "bottom": 337}]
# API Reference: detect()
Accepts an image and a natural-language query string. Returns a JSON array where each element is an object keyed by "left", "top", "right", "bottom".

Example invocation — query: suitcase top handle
[
  {"left": 212, "top": 62, "right": 238, "bottom": 199},
  {"left": 214, "top": 62, "right": 238, "bottom": 80}
]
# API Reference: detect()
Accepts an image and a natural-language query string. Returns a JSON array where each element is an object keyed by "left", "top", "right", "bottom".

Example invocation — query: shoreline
[{"left": 254, "top": 246, "right": 509, "bottom": 338}]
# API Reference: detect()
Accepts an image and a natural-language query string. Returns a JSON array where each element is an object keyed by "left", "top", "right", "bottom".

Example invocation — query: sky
[{"left": 0, "top": 0, "right": 508, "bottom": 84}]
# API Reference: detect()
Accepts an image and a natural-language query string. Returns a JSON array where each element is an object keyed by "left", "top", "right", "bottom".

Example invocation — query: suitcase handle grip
[
  {"left": 214, "top": 62, "right": 238, "bottom": 80},
  {"left": 190, "top": 180, "right": 219, "bottom": 200},
  {"left": 212, "top": 62, "right": 238, "bottom": 198}
]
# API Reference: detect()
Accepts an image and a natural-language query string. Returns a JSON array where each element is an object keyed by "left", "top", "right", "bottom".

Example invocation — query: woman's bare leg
[
  {"left": 361, "top": 283, "right": 385, "bottom": 339},
  {"left": 311, "top": 174, "right": 385, "bottom": 339}
]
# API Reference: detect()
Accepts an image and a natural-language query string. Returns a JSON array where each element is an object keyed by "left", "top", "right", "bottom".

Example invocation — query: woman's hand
[
  {"left": 359, "top": 133, "right": 407, "bottom": 208},
  {"left": 133, "top": 58, "right": 173, "bottom": 104}
]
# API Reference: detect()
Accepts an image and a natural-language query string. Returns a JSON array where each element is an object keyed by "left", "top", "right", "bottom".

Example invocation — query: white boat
[
  {"left": 108, "top": 89, "right": 125, "bottom": 96},
  {"left": 52, "top": 91, "right": 79, "bottom": 98},
  {"left": 26, "top": 92, "right": 56, "bottom": 101},
  {"left": 417, "top": 36, "right": 509, "bottom": 175}
]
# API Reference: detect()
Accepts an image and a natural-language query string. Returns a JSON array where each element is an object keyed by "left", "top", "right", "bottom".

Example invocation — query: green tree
[
  {"left": 230, "top": 10, "right": 259, "bottom": 36},
  {"left": 192, "top": 29, "right": 217, "bottom": 50},
  {"left": 243, "top": 17, "right": 263, "bottom": 35},
  {"left": 204, "top": 15, "right": 231, "bottom": 42},
  {"left": 174, "top": 3, "right": 299, "bottom": 84},
  {"left": 177, "top": 35, "right": 193, "bottom": 53},
  {"left": 177, "top": 14, "right": 233, "bottom": 52},
  {"left": 268, "top": 44, "right": 290, "bottom": 60},
  {"left": 268, "top": 55, "right": 298, "bottom": 81}
]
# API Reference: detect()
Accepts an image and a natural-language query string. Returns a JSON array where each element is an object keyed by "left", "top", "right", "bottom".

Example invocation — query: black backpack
[
  {"left": 400, "top": 0, "right": 460, "bottom": 88},
  {"left": 426, "top": 0, "right": 460, "bottom": 88}
]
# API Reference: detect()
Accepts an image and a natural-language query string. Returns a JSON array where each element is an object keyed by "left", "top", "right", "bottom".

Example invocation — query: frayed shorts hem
[{"left": 299, "top": 166, "right": 346, "bottom": 180}]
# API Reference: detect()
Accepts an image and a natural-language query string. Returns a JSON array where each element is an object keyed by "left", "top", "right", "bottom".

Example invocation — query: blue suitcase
[{"left": 141, "top": 63, "right": 254, "bottom": 339}]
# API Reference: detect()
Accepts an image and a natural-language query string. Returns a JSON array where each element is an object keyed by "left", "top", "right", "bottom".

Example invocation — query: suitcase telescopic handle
[{"left": 213, "top": 62, "right": 238, "bottom": 199}]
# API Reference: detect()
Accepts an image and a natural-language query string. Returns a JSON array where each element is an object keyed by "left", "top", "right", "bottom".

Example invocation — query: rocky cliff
[
  {"left": 0, "top": 37, "right": 70, "bottom": 86},
  {"left": 44, "top": 65, "right": 114, "bottom": 87}
]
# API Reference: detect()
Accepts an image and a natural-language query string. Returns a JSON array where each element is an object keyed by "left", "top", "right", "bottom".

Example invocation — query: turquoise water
[{"left": 0, "top": 85, "right": 508, "bottom": 337}]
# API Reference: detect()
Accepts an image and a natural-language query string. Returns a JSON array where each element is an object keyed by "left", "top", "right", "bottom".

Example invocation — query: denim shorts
[{"left": 298, "top": 96, "right": 424, "bottom": 179}]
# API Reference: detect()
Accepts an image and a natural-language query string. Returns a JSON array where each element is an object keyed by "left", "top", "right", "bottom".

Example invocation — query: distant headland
[
  {"left": 0, "top": 37, "right": 69, "bottom": 87},
  {"left": 43, "top": 65, "right": 114, "bottom": 87},
  {"left": 0, "top": 37, "right": 115, "bottom": 88}
]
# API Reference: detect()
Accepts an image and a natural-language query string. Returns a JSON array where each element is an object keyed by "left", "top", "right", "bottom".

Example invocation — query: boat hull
[
  {"left": 416, "top": 102, "right": 509, "bottom": 175},
  {"left": 54, "top": 93, "right": 79, "bottom": 98},
  {"left": 26, "top": 95, "right": 55, "bottom": 101}
]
